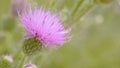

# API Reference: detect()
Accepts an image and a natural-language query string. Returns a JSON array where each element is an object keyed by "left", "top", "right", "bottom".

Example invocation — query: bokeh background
[{"left": 0, "top": 0, "right": 120, "bottom": 68}]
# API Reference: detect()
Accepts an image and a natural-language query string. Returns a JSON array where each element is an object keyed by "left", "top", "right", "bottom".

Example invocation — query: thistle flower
[{"left": 19, "top": 5, "right": 71, "bottom": 49}]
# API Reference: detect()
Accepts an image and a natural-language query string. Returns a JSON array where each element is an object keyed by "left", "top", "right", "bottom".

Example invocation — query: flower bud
[
  {"left": 24, "top": 62, "right": 37, "bottom": 68},
  {"left": 3, "top": 54, "right": 13, "bottom": 63},
  {"left": 23, "top": 37, "right": 42, "bottom": 56},
  {"left": 0, "top": 55, "right": 13, "bottom": 68}
]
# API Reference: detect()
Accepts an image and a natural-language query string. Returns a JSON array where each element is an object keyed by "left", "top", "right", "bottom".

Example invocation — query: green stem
[
  {"left": 13, "top": 47, "right": 27, "bottom": 68},
  {"left": 45, "top": 0, "right": 55, "bottom": 9},
  {"left": 72, "top": 0, "right": 84, "bottom": 16},
  {"left": 71, "top": 3, "right": 95, "bottom": 28},
  {"left": 63, "top": 0, "right": 84, "bottom": 24},
  {"left": 49, "top": 0, "right": 56, "bottom": 11},
  {"left": 13, "top": 47, "right": 22, "bottom": 68},
  {"left": 18, "top": 55, "right": 27, "bottom": 68},
  {"left": 74, "top": 4, "right": 95, "bottom": 22}
]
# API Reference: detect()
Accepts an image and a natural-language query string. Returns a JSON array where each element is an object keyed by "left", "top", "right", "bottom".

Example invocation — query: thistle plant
[
  {"left": 0, "top": 0, "right": 118, "bottom": 68},
  {"left": 19, "top": 6, "right": 71, "bottom": 49},
  {"left": 17, "top": 1, "right": 71, "bottom": 67}
]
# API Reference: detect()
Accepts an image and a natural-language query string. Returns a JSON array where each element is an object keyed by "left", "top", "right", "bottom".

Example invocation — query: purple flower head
[{"left": 19, "top": 5, "right": 71, "bottom": 48}]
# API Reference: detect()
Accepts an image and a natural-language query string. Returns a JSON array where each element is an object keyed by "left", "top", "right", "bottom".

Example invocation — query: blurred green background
[{"left": 0, "top": 0, "right": 120, "bottom": 68}]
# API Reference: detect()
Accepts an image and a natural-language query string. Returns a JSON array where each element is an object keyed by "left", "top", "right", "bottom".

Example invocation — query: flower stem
[
  {"left": 74, "top": 4, "right": 95, "bottom": 22},
  {"left": 18, "top": 55, "right": 27, "bottom": 68},
  {"left": 70, "top": 1, "right": 96, "bottom": 28},
  {"left": 71, "top": 0, "right": 84, "bottom": 16}
]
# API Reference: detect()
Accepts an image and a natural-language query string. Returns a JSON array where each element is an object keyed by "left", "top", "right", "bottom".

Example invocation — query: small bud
[
  {"left": 3, "top": 54, "right": 13, "bottom": 63},
  {"left": 23, "top": 37, "right": 42, "bottom": 56},
  {"left": 24, "top": 62, "right": 37, "bottom": 68},
  {"left": 96, "top": 0, "right": 114, "bottom": 4},
  {"left": 0, "top": 55, "right": 13, "bottom": 68}
]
